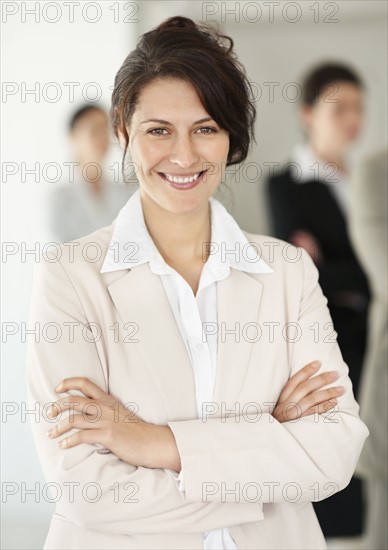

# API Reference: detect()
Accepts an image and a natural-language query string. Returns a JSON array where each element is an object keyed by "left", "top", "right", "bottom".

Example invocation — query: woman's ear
[{"left": 117, "top": 128, "right": 128, "bottom": 151}]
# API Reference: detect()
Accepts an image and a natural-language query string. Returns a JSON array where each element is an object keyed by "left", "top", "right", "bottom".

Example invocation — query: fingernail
[
  {"left": 336, "top": 386, "right": 345, "bottom": 392},
  {"left": 55, "top": 383, "right": 63, "bottom": 392},
  {"left": 329, "top": 371, "right": 339, "bottom": 379}
]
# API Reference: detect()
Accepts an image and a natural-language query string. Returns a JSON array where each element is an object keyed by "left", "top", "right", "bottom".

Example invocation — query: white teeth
[{"left": 163, "top": 172, "right": 201, "bottom": 184}]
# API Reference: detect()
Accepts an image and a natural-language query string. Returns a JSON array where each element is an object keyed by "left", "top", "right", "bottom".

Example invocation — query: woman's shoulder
[
  {"left": 41, "top": 222, "right": 115, "bottom": 281},
  {"left": 241, "top": 231, "right": 322, "bottom": 308},
  {"left": 242, "top": 230, "right": 310, "bottom": 274}
]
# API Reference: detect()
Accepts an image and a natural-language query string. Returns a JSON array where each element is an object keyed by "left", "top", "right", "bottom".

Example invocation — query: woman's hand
[
  {"left": 272, "top": 361, "right": 345, "bottom": 423},
  {"left": 290, "top": 229, "right": 325, "bottom": 266},
  {"left": 46, "top": 377, "right": 160, "bottom": 467}
]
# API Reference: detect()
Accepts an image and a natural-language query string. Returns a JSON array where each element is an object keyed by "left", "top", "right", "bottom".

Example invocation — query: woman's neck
[{"left": 139, "top": 190, "right": 211, "bottom": 264}]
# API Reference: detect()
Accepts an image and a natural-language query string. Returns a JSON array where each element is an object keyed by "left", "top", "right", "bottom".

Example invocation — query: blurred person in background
[
  {"left": 48, "top": 104, "right": 131, "bottom": 243},
  {"left": 349, "top": 146, "right": 388, "bottom": 550},
  {"left": 266, "top": 63, "right": 371, "bottom": 543}
]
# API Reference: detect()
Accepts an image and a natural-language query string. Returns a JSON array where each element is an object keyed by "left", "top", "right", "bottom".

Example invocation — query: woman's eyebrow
[{"left": 140, "top": 117, "right": 213, "bottom": 125}]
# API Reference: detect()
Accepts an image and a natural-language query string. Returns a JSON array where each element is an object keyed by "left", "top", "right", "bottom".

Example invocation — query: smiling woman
[
  {"left": 110, "top": 16, "right": 256, "bottom": 172},
  {"left": 118, "top": 76, "right": 231, "bottom": 227},
  {"left": 26, "top": 15, "right": 369, "bottom": 550}
]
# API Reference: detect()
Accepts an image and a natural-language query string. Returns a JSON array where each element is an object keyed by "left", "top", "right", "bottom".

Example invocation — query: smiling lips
[{"left": 158, "top": 170, "right": 207, "bottom": 190}]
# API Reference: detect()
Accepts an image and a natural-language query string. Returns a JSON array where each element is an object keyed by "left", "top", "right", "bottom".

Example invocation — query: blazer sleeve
[
  {"left": 26, "top": 256, "right": 264, "bottom": 535},
  {"left": 167, "top": 248, "right": 370, "bottom": 504}
]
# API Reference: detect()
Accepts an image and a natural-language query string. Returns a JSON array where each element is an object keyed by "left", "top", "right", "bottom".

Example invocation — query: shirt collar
[{"left": 100, "top": 188, "right": 274, "bottom": 276}]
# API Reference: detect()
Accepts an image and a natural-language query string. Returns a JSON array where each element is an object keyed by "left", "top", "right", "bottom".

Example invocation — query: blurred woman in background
[
  {"left": 266, "top": 63, "right": 371, "bottom": 542},
  {"left": 48, "top": 104, "right": 131, "bottom": 243}
]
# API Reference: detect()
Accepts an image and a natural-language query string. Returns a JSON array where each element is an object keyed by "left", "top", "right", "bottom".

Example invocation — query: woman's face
[
  {"left": 301, "top": 81, "right": 364, "bottom": 153},
  {"left": 71, "top": 109, "right": 110, "bottom": 161},
  {"left": 125, "top": 78, "right": 230, "bottom": 215}
]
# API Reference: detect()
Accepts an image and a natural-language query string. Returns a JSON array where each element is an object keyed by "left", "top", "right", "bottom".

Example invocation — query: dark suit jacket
[
  {"left": 266, "top": 166, "right": 371, "bottom": 537},
  {"left": 266, "top": 166, "right": 370, "bottom": 310}
]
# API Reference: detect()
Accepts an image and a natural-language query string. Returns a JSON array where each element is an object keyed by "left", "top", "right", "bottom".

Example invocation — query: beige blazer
[{"left": 26, "top": 222, "right": 369, "bottom": 550}]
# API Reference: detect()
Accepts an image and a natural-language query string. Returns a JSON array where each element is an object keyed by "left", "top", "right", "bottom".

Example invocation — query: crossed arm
[
  {"left": 45, "top": 356, "right": 345, "bottom": 474},
  {"left": 26, "top": 248, "right": 369, "bottom": 533},
  {"left": 45, "top": 375, "right": 182, "bottom": 472}
]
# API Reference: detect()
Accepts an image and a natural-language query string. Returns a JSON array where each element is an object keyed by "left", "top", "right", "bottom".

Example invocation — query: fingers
[
  {"left": 273, "top": 359, "right": 346, "bottom": 423},
  {"left": 47, "top": 395, "right": 90, "bottom": 418},
  {"left": 288, "top": 370, "right": 341, "bottom": 404},
  {"left": 48, "top": 376, "right": 111, "bottom": 419},
  {"left": 54, "top": 428, "right": 106, "bottom": 449},
  {"left": 47, "top": 413, "right": 98, "bottom": 439},
  {"left": 277, "top": 360, "right": 321, "bottom": 404},
  {"left": 47, "top": 395, "right": 118, "bottom": 420},
  {"left": 273, "top": 387, "right": 344, "bottom": 421},
  {"left": 55, "top": 377, "right": 108, "bottom": 400},
  {"left": 298, "top": 386, "right": 345, "bottom": 414},
  {"left": 273, "top": 397, "right": 339, "bottom": 423},
  {"left": 300, "top": 399, "right": 338, "bottom": 418}
]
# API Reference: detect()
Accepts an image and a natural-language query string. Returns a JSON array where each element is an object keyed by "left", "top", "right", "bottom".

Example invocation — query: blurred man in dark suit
[{"left": 266, "top": 62, "right": 371, "bottom": 540}]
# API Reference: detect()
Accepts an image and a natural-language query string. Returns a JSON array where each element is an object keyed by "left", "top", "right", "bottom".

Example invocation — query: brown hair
[
  {"left": 111, "top": 15, "right": 256, "bottom": 177},
  {"left": 68, "top": 103, "right": 106, "bottom": 131},
  {"left": 301, "top": 62, "right": 364, "bottom": 106}
]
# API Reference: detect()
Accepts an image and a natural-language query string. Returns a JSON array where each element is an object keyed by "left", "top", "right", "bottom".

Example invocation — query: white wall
[
  {"left": 1, "top": 1, "right": 387, "bottom": 548},
  {"left": 1, "top": 2, "right": 139, "bottom": 547}
]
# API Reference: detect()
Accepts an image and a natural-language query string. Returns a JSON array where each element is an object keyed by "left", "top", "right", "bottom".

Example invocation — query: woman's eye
[
  {"left": 147, "top": 128, "right": 168, "bottom": 136},
  {"left": 197, "top": 126, "right": 218, "bottom": 134},
  {"left": 146, "top": 126, "right": 218, "bottom": 136}
]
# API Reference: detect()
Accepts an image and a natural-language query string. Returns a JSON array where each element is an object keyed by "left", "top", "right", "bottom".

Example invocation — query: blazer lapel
[
  {"left": 105, "top": 264, "right": 264, "bottom": 420},
  {"left": 106, "top": 264, "right": 198, "bottom": 420}
]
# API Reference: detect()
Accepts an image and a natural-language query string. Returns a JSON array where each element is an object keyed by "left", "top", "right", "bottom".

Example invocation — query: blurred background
[{"left": 1, "top": 1, "right": 387, "bottom": 549}]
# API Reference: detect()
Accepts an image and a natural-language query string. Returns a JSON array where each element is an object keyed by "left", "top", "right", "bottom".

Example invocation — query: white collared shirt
[
  {"left": 100, "top": 188, "right": 273, "bottom": 550},
  {"left": 290, "top": 143, "right": 352, "bottom": 219}
]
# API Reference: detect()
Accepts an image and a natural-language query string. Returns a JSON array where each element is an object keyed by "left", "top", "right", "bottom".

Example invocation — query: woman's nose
[{"left": 169, "top": 135, "right": 199, "bottom": 168}]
